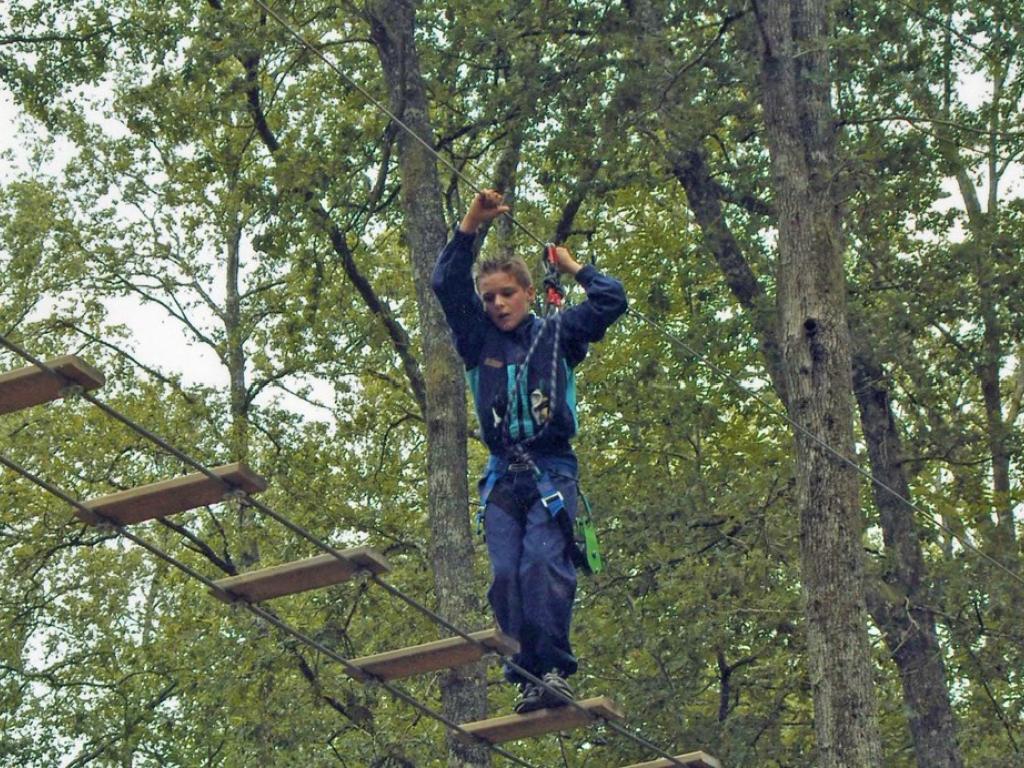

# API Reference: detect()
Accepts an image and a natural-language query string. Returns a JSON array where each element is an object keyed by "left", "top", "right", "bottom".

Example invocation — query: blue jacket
[{"left": 431, "top": 228, "right": 627, "bottom": 463}]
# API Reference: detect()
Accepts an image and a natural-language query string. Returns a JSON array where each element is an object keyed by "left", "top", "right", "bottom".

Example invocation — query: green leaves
[{"left": 1, "top": 0, "right": 1022, "bottom": 765}]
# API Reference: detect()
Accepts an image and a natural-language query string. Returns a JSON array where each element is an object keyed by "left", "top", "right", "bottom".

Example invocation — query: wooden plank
[
  {"left": 348, "top": 629, "right": 519, "bottom": 682},
  {"left": 457, "top": 696, "right": 624, "bottom": 744},
  {"left": 211, "top": 547, "right": 391, "bottom": 603},
  {"left": 77, "top": 463, "right": 266, "bottom": 526},
  {"left": 0, "top": 355, "right": 104, "bottom": 415},
  {"left": 619, "top": 751, "right": 722, "bottom": 768}
]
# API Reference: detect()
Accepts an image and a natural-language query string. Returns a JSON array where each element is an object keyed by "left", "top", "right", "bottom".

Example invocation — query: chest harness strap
[{"left": 475, "top": 243, "right": 601, "bottom": 574}]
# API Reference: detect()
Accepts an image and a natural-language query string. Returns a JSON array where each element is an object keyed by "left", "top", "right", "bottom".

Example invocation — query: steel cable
[
  {"left": 0, "top": 453, "right": 538, "bottom": 768},
  {"left": 1, "top": 333, "right": 694, "bottom": 764},
  {"left": 626, "top": 308, "right": 1024, "bottom": 590}
]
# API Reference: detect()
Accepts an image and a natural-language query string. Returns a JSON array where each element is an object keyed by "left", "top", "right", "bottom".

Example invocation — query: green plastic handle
[{"left": 577, "top": 492, "right": 603, "bottom": 574}]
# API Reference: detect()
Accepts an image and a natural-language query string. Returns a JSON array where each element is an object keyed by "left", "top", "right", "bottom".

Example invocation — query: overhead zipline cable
[{"left": 247, "top": 0, "right": 1023, "bottom": 588}]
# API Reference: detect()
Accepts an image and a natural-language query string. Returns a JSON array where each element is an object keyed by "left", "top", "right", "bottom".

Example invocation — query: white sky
[
  {"left": 0, "top": 83, "right": 341, "bottom": 420},
  {"left": 2, "top": 83, "right": 223, "bottom": 377}
]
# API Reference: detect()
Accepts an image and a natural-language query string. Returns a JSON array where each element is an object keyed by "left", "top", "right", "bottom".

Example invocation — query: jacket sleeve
[
  {"left": 431, "top": 228, "right": 486, "bottom": 366},
  {"left": 559, "top": 265, "right": 628, "bottom": 367}
]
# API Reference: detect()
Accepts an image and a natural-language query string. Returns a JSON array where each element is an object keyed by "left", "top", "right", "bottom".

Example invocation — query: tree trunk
[
  {"left": 677, "top": 145, "right": 967, "bottom": 768},
  {"left": 366, "top": 2, "right": 489, "bottom": 766},
  {"left": 932, "top": 46, "right": 1016, "bottom": 554},
  {"left": 852, "top": 349, "right": 964, "bottom": 768},
  {"left": 223, "top": 215, "right": 259, "bottom": 570},
  {"left": 752, "top": 1, "right": 883, "bottom": 764},
  {"left": 626, "top": 0, "right": 883, "bottom": 761},
  {"left": 626, "top": 1, "right": 963, "bottom": 763},
  {"left": 492, "top": 123, "right": 524, "bottom": 261},
  {"left": 955, "top": 170, "right": 1016, "bottom": 552}
]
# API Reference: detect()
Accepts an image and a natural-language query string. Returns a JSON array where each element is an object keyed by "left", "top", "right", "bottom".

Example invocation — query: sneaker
[
  {"left": 539, "top": 671, "right": 573, "bottom": 708},
  {"left": 514, "top": 682, "right": 545, "bottom": 714}
]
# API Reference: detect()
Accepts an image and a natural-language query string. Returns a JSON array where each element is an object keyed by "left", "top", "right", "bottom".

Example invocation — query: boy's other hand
[
  {"left": 460, "top": 189, "right": 510, "bottom": 234},
  {"left": 552, "top": 245, "right": 583, "bottom": 277}
]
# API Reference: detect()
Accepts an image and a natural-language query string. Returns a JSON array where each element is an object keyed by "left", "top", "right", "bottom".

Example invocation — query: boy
[{"left": 431, "top": 189, "right": 627, "bottom": 713}]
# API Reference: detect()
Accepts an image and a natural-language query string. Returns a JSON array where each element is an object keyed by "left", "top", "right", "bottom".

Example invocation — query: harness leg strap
[{"left": 535, "top": 471, "right": 565, "bottom": 518}]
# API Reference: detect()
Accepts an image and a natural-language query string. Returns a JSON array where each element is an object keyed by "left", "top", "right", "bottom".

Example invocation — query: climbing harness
[
  {"left": 476, "top": 452, "right": 602, "bottom": 575},
  {"left": 473, "top": 242, "right": 604, "bottom": 574}
]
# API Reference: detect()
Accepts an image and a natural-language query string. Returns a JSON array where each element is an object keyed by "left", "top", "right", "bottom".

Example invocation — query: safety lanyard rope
[
  {"left": 501, "top": 312, "right": 562, "bottom": 459},
  {"left": 256, "top": 0, "right": 1024, "bottom": 593},
  {"left": 499, "top": 243, "right": 568, "bottom": 459}
]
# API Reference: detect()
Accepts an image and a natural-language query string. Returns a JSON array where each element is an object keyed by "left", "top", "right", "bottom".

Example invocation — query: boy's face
[{"left": 478, "top": 271, "right": 535, "bottom": 332}]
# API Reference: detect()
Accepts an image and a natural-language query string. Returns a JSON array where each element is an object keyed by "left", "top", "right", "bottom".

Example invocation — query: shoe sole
[
  {"left": 540, "top": 692, "right": 572, "bottom": 708},
  {"left": 514, "top": 700, "right": 547, "bottom": 714},
  {"left": 514, "top": 679, "right": 573, "bottom": 713},
  {"left": 540, "top": 683, "right": 573, "bottom": 709}
]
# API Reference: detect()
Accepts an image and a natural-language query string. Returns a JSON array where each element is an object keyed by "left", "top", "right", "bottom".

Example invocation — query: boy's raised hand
[{"left": 459, "top": 189, "right": 510, "bottom": 234}]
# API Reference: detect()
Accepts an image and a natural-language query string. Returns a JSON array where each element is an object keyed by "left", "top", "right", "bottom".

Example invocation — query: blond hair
[{"left": 475, "top": 256, "right": 534, "bottom": 290}]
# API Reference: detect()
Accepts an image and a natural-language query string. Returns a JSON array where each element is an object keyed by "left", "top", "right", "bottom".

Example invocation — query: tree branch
[
  {"left": 0, "top": 28, "right": 115, "bottom": 46},
  {"left": 671, "top": 147, "right": 789, "bottom": 403},
  {"left": 236, "top": 32, "right": 427, "bottom": 416},
  {"left": 52, "top": 320, "right": 199, "bottom": 405},
  {"left": 157, "top": 517, "right": 237, "bottom": 574}
]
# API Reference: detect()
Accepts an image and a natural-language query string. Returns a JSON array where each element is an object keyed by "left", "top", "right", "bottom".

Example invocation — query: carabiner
[{"left": 542, "top": 243, "right": 564, "bottom": 308}]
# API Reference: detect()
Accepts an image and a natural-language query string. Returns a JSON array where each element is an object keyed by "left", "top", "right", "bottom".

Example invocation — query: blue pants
[{"left": 481, "top": 467, "right": 578, "bottom": 685}]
